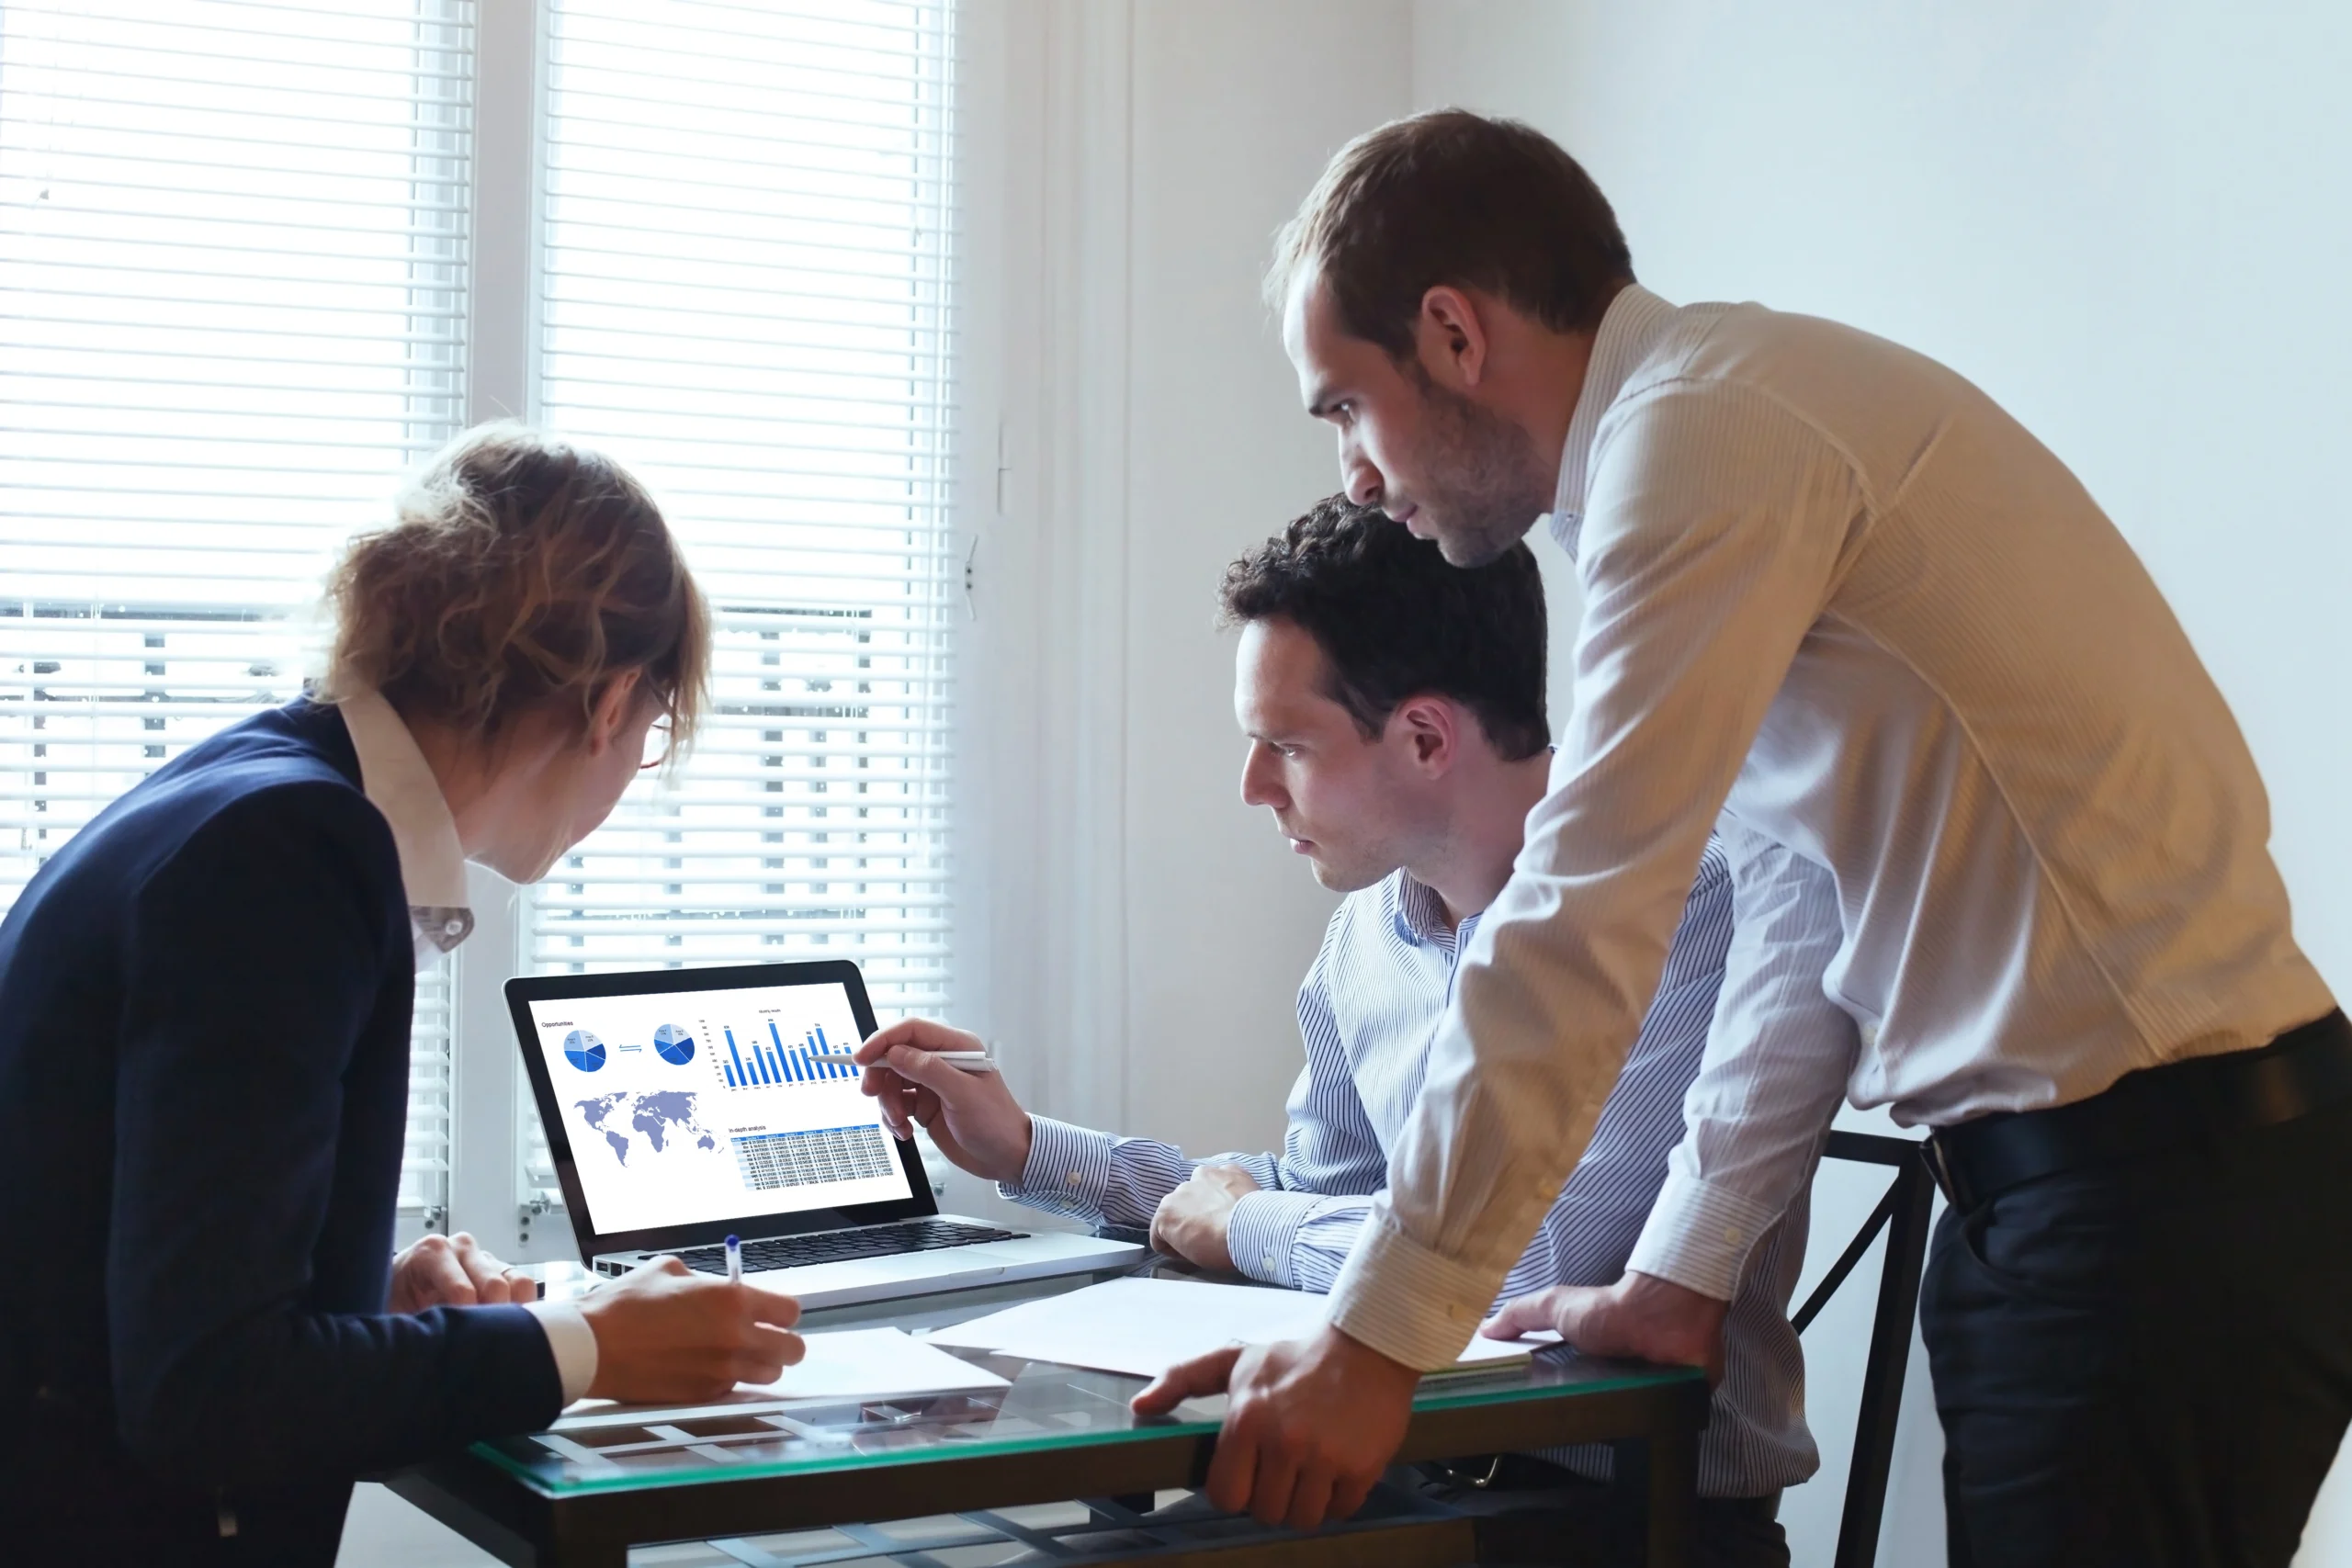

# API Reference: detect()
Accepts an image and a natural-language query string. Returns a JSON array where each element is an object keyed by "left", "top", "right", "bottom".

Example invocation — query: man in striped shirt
[{"left": 861, "top": 498, "right": 1833, "bottom": 1565}]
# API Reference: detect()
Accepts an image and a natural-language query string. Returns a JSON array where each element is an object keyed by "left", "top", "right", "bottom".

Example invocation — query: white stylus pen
[
  {"left": 724, "top": 1234, "right": 742, "bottom": 1284},
  {"left": 810, "top": 1048, "right": 998, "bottom": 1074}
]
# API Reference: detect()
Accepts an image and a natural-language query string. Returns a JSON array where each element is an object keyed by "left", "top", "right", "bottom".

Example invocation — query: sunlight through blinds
[
  {"left": 521, "top": 0, "right": 959, "bottom": 1203},
  {"left": 0, "top": 0, "right": 472, "bottom": 1225}
]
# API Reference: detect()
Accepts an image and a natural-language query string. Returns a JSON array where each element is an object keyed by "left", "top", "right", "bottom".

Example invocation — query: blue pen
[{"left": 724, "top": 1234, "right": 742, "bottom": 1284}]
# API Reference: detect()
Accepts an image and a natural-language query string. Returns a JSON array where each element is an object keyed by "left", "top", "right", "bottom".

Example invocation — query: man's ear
[
  {"left": 1393, "top": 695, "right": 1459, "bottom": 775},
  {"left": 1414, "top": 286, "right": 1490, "bottom": 391}
]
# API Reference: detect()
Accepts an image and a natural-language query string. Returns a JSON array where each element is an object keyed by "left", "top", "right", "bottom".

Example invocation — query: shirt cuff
[
  {"left": 524, "top": 1297, "right": 599, "bottom": 1404},
  {"left": 1001, "top": 1114, "right": 1117, "bottom": 1219},
  {"left": 1227, "top": 1190, "right": 1319, "bottom": 1288},
  {"left": 1623, "top": 1168, "right": 1780, "bottom": 1302},
  {"left": 1323, "top": 1211, "right": 1495, "bottom": 1371}
]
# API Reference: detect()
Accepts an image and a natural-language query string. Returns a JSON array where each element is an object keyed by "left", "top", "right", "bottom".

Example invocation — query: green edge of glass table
[{"left": 384, "top": 1266, "right": 1711, "bottom": 1567}]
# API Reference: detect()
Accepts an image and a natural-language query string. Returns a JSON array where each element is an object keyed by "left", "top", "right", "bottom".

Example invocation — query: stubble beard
[{"left": 1406, "top": 376, "right": 1554, "bottom": 568}]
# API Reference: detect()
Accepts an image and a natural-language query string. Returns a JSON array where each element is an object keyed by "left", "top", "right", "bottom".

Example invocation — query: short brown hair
[
  {"left": 1270, "top": 109, "right": 1634, "bottom": 360},
  {"left": 322, "top": 423, "right": 709, "bottom": 754},
  {"left": 1220, "top": 495, "right": 1549, "bottom": 762}
]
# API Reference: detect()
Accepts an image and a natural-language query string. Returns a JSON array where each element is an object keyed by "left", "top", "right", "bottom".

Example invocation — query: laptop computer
[{"left": 507, "top": 960, "right": 1145, "bottom": 1308}]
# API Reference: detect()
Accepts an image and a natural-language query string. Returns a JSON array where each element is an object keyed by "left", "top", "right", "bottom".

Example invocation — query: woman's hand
[
  {"left": 390, "top": 1232, "right": 539, "bottom": 1313},
  {"left": 855, "top": 1019, "right": 1035, "bottom": 1184},
  {"left": 577, "top": 1258, "right": 805, "bottom": 1404}
]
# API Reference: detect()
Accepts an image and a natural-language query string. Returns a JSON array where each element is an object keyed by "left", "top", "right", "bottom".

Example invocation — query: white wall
[
  {"left": 963, "top": 0, "right": 1413, "bottom": 1157},
  {"left": 1116, "top": 0, "right": 1414, "bottom": 1152},
  {"left": 1414, "top": 4, "right": 2352, "bottom": 1562}
]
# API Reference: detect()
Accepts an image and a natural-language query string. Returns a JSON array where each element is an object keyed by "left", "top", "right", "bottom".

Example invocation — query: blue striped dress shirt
[{"left": 1005, "top": 838, "right": 1819, "bottom": 1498}]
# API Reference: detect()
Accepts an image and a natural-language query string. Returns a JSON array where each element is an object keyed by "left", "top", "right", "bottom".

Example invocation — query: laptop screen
[{"left": 521, "top": 975, "right": 915, "bottom": 1235}]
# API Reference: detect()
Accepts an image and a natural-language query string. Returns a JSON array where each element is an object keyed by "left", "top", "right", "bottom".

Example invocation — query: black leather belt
[{"left": 1925, "top": 1009, "right": 2352, "bottom": 1213}]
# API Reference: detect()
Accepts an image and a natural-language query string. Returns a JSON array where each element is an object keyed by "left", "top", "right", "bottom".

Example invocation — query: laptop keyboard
[{"left": 677, "top": 1218, "right": 1026, "bottom": 1276}]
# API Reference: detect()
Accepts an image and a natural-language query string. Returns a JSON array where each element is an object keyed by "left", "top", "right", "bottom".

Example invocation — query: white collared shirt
[
  {"left": 338, "top": 690, "right": 599, "bottom": 1403},
  {"left": 1325, "top": 286, "right": 2336, "bottom": 1369}
]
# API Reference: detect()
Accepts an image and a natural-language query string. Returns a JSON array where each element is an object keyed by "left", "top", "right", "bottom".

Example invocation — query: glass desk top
[{"left": 481, "top": 1261, "right": 1704, "bottom": 1498}]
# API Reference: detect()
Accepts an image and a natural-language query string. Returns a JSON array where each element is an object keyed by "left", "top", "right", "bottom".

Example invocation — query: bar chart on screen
[
  {"left": 526, "top": 978, "right": 912, "bottom": 1232},
  {"left": 718, "top": 1021, "right": 854, "bottom": 1089}
]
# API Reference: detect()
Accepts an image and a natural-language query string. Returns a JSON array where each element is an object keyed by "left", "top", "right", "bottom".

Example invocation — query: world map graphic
[{"left": 571, "top": 1090, "right": 718, "bottom": 1166}]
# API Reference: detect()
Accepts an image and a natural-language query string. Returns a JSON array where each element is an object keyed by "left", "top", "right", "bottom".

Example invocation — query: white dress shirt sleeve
[
  {"left": 1005, "top": 1115, "right": 1193, "bottom": 1224},
  {"left": 524, "top": 1298, "right": 599, "bottom": 1405},
  {"left": 1627, "top": 819, "right": 1860, "bottom": 1298},
  {"left": 1227, "top": 1190, "right": 1375, "bottom": 1290},
  {"left": 1224, "top": 942, "right": 1396, "bottom": 1286},
  {"left": 1326, "top": 383, "right": 1869, "bottom": 1370},
  {"left": 1008, "top": 930, "right": 1396, "bottom": 1286}
]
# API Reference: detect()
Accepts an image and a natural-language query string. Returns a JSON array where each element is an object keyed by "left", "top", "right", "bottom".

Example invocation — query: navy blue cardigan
[{"left": 0, "top": 701, "right": 561, "bottom": 1564}]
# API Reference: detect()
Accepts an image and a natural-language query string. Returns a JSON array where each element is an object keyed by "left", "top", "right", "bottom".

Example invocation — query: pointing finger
[
  {"left": 883, "top": 1043, "right": 979, "bottom": 1100},
  {"left": 855, "top": 1019, "right": 922, "bottom": 1066},
  {"left": 856, "top": 1018, "right": 982, "bottom": 1066}
]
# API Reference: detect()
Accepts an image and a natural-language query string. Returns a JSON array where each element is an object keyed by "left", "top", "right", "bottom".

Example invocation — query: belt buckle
[{"left": 1923, "top": 1134, "right": 1971, "bottom": 1212}]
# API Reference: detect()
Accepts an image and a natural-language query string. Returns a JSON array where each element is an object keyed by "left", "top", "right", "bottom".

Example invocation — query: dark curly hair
[{"left": 1219, "top": 495, "right": 1548, "bottom": 761}]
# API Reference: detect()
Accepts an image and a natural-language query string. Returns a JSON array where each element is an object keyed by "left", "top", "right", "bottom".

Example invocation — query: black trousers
[{"left": 1921, "top": 1090, "right": 2352, "bottom": 1567}]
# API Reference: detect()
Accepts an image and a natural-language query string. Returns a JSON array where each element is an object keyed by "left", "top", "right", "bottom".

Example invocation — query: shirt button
[
  {"left": 1724, "top": 1226, "right": 1744, "bottom": 1245},
  {"left": 444, "top": 919, "right": 465, "bottom": 936},
  {"left": 1262, "top": 1251, "right": 1276, "bottom": 1268},
  {"left": 1065, "top": 1171, "right": 1081, "bottom": 1189}
]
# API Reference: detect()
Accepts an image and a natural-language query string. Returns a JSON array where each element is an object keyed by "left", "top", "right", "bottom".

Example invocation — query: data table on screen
[{"left": 732, "top": 1124, "right": 899, "bottom": 1192}]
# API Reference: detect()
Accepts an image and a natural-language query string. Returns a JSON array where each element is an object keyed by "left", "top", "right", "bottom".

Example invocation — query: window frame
[
  {"left": 440, "top": 0, "right": 990, "bottom": 1260},
  {"left": 0, "top": 0, "right": 477, "bottom": 1246}
]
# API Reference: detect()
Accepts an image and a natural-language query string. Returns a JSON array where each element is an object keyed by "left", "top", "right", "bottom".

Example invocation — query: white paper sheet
[
  {"left": 555, "top": 1326, "right": 1009, "bottom": 1428},
  {"left": 735, "top": 1325, "right": 1012, "bottom": 1398},
  {"left": 924, "top": 1277, "right": 1543, "bottom": 1381}
]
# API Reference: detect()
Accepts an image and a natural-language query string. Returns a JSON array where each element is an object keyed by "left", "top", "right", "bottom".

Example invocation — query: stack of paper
[
  {"left": 925, "top": 1277, "right": 1546, "bottom": 1381},
  {"left": 556, "top": 1326, "right": 1009, "bottom": 1427}
]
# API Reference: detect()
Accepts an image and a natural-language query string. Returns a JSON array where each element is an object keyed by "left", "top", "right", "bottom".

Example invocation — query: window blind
[
  {"left": 0, "top": 0, "right": 472, "bottom": 1225},
  {"left": 521, "top": 0, "right": 959, "bottom": 1205}
]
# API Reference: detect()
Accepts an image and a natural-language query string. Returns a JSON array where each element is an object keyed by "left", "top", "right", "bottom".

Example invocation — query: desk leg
[{"left": 1611, "top": 1422, "right": 1697, "bottom": 1568}]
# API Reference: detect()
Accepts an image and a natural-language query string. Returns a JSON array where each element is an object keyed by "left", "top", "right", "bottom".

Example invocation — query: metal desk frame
[{"left": 387, "top": 1344, "right": 1708, "bottom": 1567}]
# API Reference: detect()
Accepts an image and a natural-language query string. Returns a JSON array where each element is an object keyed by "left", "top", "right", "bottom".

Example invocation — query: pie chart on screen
[
  {"left": 562, "top": 1030, "right": 606, "bottom": 1072},
  {"left": 653, "top": 1023, "right": 695, "bottom": 1066}
]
